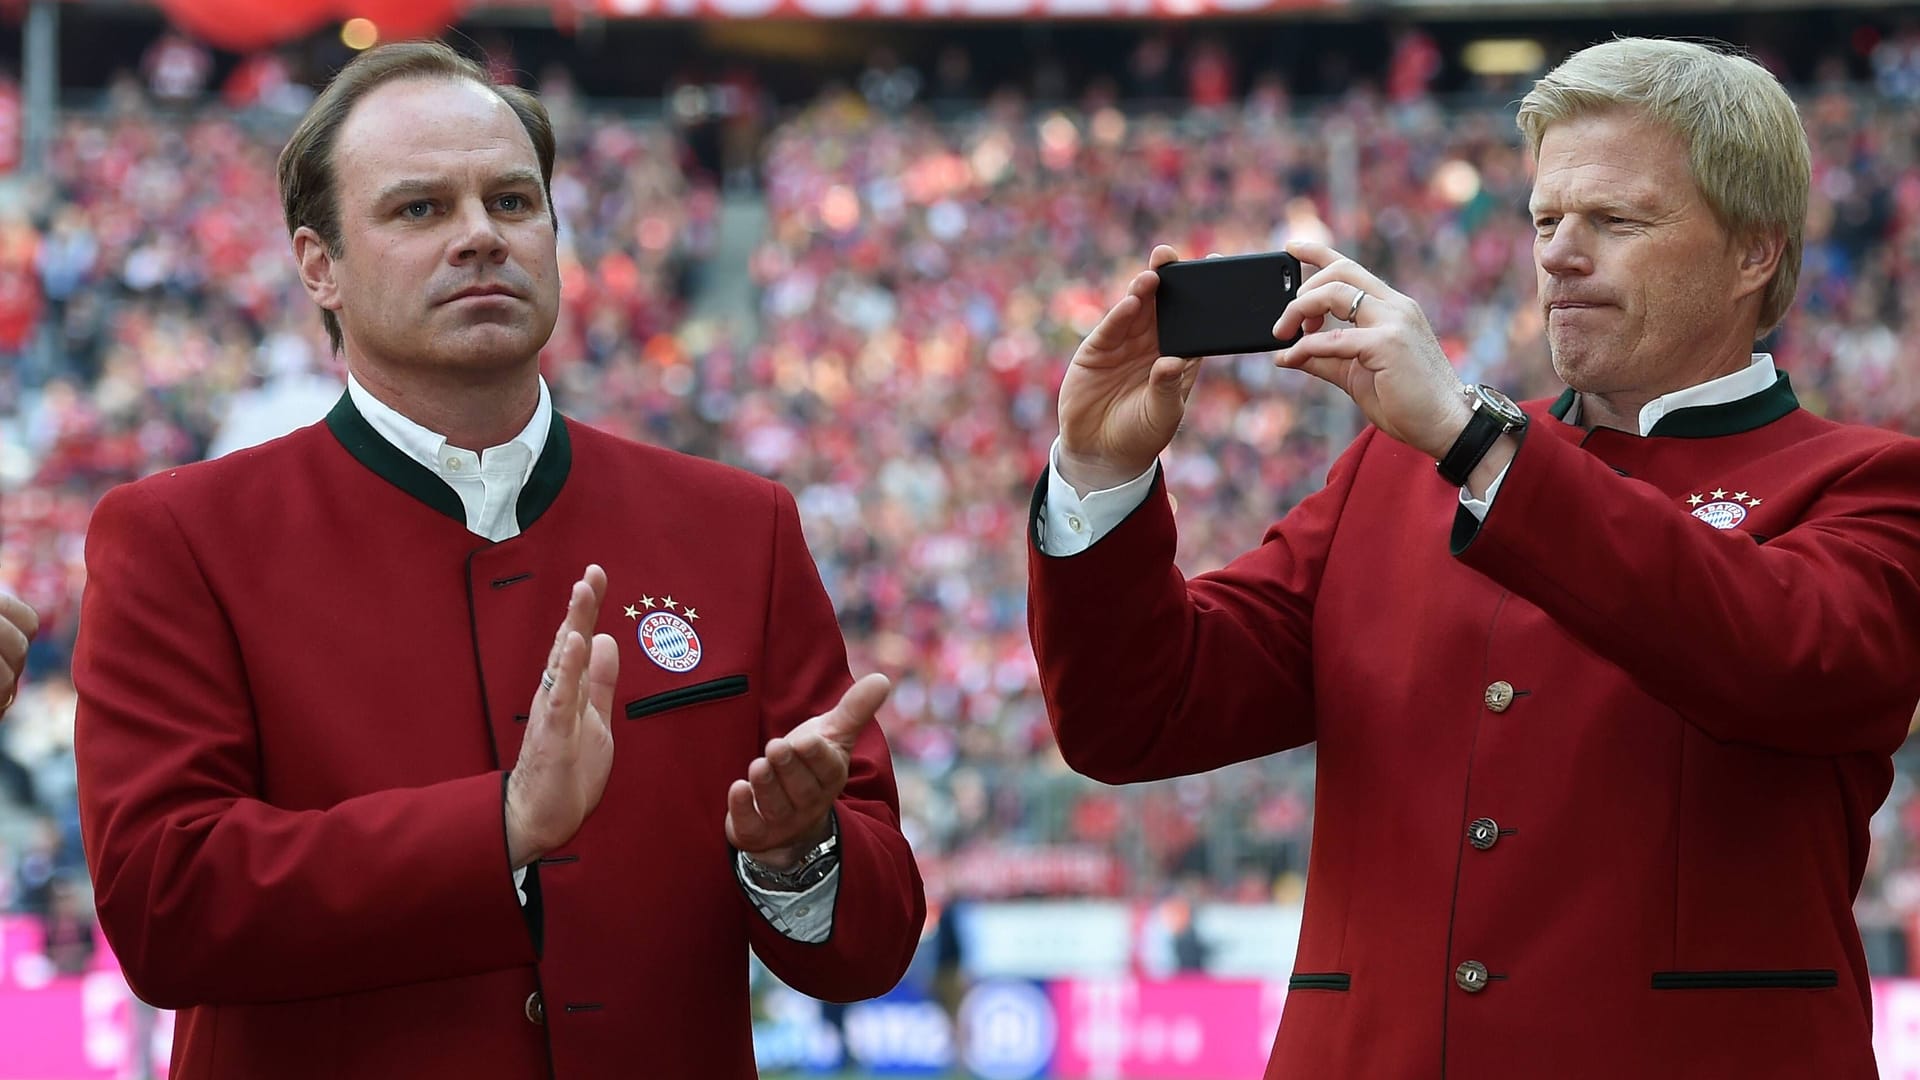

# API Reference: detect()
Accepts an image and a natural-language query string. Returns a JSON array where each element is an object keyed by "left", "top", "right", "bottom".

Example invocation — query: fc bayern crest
[
  {"left": 638, "top": 611, "right": 703, "bottom": 673},
  {"left": 1684, "top": 487, "right": 1761, "bottom": 530},
  {"left": 1691, "top": 501, "right": 1748, "bottom": 530}
]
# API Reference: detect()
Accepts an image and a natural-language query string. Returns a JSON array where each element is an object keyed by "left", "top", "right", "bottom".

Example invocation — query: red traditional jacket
[
  {"left": 75, "top": 397, "right": 924, "bottom": 1079},
  {"left": 1029, "top": 374, "right": 1920, "bottom": 1078}
]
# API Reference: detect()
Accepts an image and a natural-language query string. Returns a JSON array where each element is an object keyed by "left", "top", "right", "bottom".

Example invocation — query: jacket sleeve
[
  {"left": 740, "top": 483, "right": 925, "bottom": 1003},
  {"left": 1455, "top": 428, "right": 1920, "bottom": 756},
  {"left": 1025, "top": 429, "right": 1378, "bottom": 785},
  {"left": 74, "top": 482, "right": 537, "bottom": 1009}
]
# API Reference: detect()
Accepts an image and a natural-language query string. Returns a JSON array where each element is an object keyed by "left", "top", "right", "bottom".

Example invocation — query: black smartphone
[{"left": 1155, "top": 252, "right": 1303, "bottom": 358}]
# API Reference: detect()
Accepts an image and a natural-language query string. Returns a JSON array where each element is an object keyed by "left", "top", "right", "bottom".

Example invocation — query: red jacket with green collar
[
  {"left": 75, "top": 397, "right": 924, "bottom": 1080},
  {"left": 1029, "top": 373, "right": 1920, "bottom": 1079}
]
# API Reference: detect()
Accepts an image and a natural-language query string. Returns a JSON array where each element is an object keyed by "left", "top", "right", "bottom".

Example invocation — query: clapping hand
[
  {"left": 0, "top": 591, "right": 38, "bottom": 716},
  {"left": 725, "top": 673, "right": 890, "bottom": 866},
  {"left": 504, "top": 566, "right": 620, "bottom": 868}
]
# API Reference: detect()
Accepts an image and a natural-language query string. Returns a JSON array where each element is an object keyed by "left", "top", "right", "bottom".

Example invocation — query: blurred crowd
[{"left": 3, "top": 43, "right": 1920, "bottom": 968}]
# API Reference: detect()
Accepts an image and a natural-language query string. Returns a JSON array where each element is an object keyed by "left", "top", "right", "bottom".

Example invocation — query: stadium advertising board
[{"left": 0, "top": 917, "right": 168, "bottom": 1079}]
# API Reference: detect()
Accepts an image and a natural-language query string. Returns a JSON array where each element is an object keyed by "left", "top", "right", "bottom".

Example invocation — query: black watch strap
[{"left": 1437, "top": 406, "right": 1510, "bottom": 487}]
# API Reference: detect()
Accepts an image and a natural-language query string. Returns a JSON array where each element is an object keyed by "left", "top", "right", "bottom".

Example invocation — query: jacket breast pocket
[
  {"left": 1287, "top": 973, "right": 1352, "bottom": 992},
  {"left": 1651, "top": 969, "right": 1837, "bottom": 990},
  {"left": 625, "top": 674, "right": 750, "bottom": 721}
]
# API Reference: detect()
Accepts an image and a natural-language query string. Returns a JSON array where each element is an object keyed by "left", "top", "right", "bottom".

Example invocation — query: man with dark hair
[
  {"left": 74, "top": 41, "right": 923, "bottom": 1079},
  {"left": 274, "top": 41, "right": 556, "bottom": 355}
]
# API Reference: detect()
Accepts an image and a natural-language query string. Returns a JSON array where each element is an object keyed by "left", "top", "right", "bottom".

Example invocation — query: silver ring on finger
[
  {"left": 540, "top": 671, "right": 558, "bottom": 693},
  {"left": 1345, "top": 290, "right": 1367, "bottom": 323}
]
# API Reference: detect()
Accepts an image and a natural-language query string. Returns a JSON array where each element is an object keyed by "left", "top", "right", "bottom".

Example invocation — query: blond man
[{"left": 1031, "top": 38, "right": 1919, "bottom": 1077}]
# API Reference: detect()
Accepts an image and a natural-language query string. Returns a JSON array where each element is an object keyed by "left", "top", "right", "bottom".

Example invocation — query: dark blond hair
[
  {"left": 1518, "top": 38, "right": 1809, "bottom": 336},
  {"left": 277, "top": 41, "right": 557, "bottom": 353}
]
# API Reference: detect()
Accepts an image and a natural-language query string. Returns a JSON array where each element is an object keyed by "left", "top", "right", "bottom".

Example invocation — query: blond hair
[{"left": 1517, "top": 38, "right": 1809, "bottom": 335}]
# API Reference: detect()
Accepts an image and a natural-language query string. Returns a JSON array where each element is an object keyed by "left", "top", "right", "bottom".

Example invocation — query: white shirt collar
[
  {"left": 345, "top": 374, "right": 551, "bottom": 541},
  {"left": 346, "top": 373, "right": 551, "bottom": 474},
  {"left": 1562, "top": 354, "right": 1778, "bottom": 436}
]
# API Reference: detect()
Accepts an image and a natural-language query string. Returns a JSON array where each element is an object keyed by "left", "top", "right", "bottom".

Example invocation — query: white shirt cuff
[
  {"left": 1458, "top": 460, "right": 1513, "bottom": 521},
  {"left": 736, "top": 858, "right": 840, "bottom": 943},
  {"left": 513, "top": 864, "right": 528, "bottom": 906},
  {"left": 1038, "top": 437, "right": 1160, "bottom": 555}
]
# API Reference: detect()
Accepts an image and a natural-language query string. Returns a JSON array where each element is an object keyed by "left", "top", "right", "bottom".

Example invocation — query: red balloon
[
  {"left": 334, "top": 0, "right": 469, "bottom": 42},
  {"left": 157, "top": 0, "right": 332, "bottom": 52}
]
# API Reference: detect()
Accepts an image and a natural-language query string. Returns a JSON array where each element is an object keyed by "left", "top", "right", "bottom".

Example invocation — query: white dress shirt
[
  {"left": 347, "top": 375, "right": 838, "bottom": 942},
  {"left": 1038, "top": 354, "right": 1780, "bottom": 554}
]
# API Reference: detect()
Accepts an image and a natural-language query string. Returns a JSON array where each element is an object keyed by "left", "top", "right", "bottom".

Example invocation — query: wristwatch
[
  {"left": 1436, "top": 384, "right": 1528, "bottom": 486},
  {"left": 740, "top": 812, "right": 841, "bottom": 892}
]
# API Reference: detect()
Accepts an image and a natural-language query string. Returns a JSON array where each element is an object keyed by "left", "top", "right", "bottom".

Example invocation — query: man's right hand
[
  {"left": 1056, "top": 244, "right": 1198, "bottom": 495},
  {"left": 505, "top": 565, "right": 618, "bottom": 869},
  {"left": 0, "top": 590, "right": 38, "bottom": 716}
]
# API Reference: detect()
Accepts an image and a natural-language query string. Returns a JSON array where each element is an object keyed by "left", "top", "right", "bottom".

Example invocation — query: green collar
[
  {"left": 1547, "top": 387, "right": 1577, "bottom": 422},
  {"left": 1546, "top": 371, "right": 1799, "bottom": 438},
  {"left": 324, "top": 392, "right": 571, "bottom": 532}
]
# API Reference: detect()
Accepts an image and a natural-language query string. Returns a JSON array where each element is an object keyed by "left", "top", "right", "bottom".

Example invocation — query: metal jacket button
[
  {"left": 525, "top": 991, "right": 545, "bottom": 1025},
  {"left": 1468, "top": 817, "right": 1499, "bottom": 851},
  {"left": 1485, "top": 681, "right": 1515, "bottom": 713},
  {"left": 1456, "top": 960, "right": 1490, "bottom": 993}
]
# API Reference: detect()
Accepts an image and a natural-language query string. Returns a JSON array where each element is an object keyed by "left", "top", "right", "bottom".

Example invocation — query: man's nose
[
  {"left": 450, "top": 199, "right": 508, "bottom": 265},
  {"left": 1537, "top": 220, "right": 1593, "bottom": 276}
]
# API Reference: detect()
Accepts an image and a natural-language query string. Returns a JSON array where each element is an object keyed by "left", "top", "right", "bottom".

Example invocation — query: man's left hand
[
  {"left": 0, "top": 591, "right": 39, "bottom": 715},
  {"left": 726, "top": 673, "right": 891, "bottom": 867},
  {"left": 1273, "top": 239, "right": 1474, "bottom": 459}
]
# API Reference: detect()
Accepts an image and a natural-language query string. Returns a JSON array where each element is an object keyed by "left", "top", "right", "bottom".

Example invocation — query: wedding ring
[
  {"left": 1345, "top": 290, "right": 1367, "bottom": 323},
  {"left": 540, "top": 671, "right": 557, "bottom": 693}
]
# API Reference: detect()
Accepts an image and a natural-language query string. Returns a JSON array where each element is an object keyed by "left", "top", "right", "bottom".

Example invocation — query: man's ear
[
  {"left": 292, "top": 226, "right": 343, "bottom": 313},
  {"left": 1734, "top": 225, "right": 1786, "bottom": 303}
]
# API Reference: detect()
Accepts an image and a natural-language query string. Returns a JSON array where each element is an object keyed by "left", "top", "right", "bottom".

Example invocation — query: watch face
[{"left": 1474, "top": 386, "right": 1527, "bottom": 427}]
